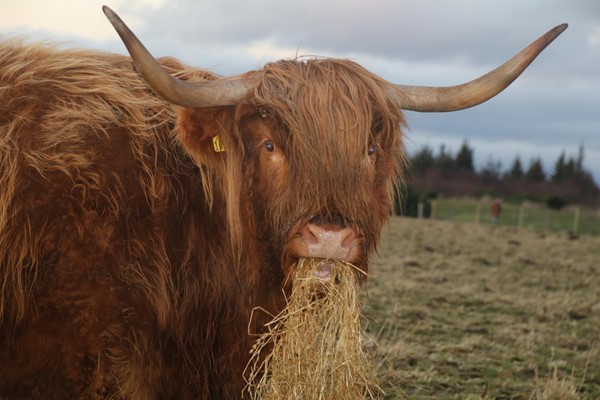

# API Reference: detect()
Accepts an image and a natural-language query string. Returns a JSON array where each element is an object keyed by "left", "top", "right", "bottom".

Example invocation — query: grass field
[
  {"left": 364, "top": 217, "right": 600, "bottom": 399},
  {"left": 430, "top": 199, "right": 600, "bottom": 236}
]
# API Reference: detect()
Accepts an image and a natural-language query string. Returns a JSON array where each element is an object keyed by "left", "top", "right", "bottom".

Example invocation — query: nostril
[
  {"left": 341, "top": 228, "right": 356, "bottom": 248},
  {"left": 299, "top": 224, "right": 319, "bottom": 244}
]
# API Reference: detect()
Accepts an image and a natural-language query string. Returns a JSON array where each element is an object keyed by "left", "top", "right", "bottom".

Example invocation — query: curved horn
[
  {"left": 103, "top": 6, "right": 253, "bottom": 108},
  {"left": 391, "top": 23, "right": 567, "bottom": 112}
]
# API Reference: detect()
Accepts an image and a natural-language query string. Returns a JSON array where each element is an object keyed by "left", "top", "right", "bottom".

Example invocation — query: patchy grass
[{"left": 364, "top": 217, "right": 600, "bottom": 399}]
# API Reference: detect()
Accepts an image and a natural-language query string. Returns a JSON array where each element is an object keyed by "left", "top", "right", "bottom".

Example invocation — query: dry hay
[{"left": 245, "top": 258, "right": 380, "bottom": 399}]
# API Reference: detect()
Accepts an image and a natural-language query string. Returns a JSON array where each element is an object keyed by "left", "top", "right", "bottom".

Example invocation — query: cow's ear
[{"left": 175, "top": 106, "right": 231, "bottom": 167}]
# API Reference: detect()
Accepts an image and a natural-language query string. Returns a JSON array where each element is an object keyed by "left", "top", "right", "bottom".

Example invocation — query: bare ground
[{"left": 364, "top": 217, "right": 600, "bottom": 399}]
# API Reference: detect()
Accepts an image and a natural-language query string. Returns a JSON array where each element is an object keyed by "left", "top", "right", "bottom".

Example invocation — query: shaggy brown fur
[{"left": 0, "top": 39, "right": 406, "bottom": 399}]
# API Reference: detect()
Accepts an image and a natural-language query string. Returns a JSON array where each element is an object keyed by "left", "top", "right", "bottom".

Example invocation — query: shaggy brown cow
[{"left": 0, "top": 7, "right": 565, "bottom": 399}]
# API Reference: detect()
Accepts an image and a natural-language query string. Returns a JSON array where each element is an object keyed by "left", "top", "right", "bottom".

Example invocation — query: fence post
[
  {"left": 417, "top": 202, "right": 424, "bottom": 219},
  {"left": 431, "top": 200, "right": 437, "bottom": 220},
  {"left": 573, "top": 206, "right": 580, "bottom": 235}
]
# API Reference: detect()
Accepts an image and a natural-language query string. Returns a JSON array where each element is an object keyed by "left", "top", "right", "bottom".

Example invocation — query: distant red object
[{"left": 491, "top": 201, "right": 503, "bottom": 224}]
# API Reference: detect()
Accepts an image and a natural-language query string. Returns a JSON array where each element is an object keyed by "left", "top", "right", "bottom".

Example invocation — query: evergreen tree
[
  {"left": 481, "top": 157, "right": 503, "bottom": 183},
  {"left": 552, "top": 151, "right": 579, "bottom": 183},
  {"left": 564, "top": 157, "right": 576, "bottom": 179},
  {"left": 455, "top": 140, "right": 474, "bottom": 171},
  {"left": 525, "top": 158, "right": 546, "bottom": 182},
  {"left": 551, "top": 151, "right": 566, "bottom": 183},
  {"left": 508, "top": 155, "right": 524, "bottom": 179},
  {"left": 411, "top": 145, "right": 435, "bottom": 173},
  {"left": 576, "top": 144, "right": 584, "bottom": 173},
  {"left": 436, "top": 144, "right": 455, "bottom": 171}
]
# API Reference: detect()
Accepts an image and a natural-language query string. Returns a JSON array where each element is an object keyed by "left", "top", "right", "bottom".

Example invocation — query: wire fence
[{"left": 423, "top": 199, "right": 600, "bottom": 236}]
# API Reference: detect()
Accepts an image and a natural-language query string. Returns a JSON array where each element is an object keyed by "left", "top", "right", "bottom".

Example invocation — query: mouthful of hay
[{"left": 245, "top": 258, "right": 380, "bottom": 399}]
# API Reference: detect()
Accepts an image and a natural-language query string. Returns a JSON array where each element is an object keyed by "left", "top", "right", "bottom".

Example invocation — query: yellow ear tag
[{"left": 212, "top": 135, "right": 225, "bottom": 152}]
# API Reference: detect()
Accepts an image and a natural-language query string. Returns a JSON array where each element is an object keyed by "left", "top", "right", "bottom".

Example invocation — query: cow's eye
[
  {"left": 264, "top": 140, "right": 275, "bottom": 152},
  {"left": 368, "top": 144, "right": 377, "bottom": 156}
]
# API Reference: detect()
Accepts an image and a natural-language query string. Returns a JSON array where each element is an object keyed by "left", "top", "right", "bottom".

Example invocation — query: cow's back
[{"left": 0, "top": 40, "right": 232, "bottom": 399}]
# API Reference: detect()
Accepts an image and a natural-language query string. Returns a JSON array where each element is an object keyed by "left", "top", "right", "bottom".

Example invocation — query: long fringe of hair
[{"left": 226, "top": 58, "right": 408, "bottom": 258}]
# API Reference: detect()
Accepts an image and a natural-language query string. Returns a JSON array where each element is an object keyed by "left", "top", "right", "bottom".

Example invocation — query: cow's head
[
  {"left": 103, "top": 7, "right": 566, "bottom": 283},
  {"left": 233, "top": 59, "right": 407, "bottom": 281}
]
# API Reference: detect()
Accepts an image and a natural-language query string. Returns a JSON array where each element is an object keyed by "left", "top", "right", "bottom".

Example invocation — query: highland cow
[{"left": 0, "top": 7, "right": 566, "bottom": 399}]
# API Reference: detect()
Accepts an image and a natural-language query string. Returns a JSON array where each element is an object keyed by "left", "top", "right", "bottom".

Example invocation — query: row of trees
[{"left": 406, "top": 141, "right": 599, "bottom": 207}]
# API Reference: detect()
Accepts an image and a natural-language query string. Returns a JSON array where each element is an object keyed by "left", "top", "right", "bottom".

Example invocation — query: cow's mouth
[
  {"left": 312, "top": 259, "right": 337, "bottom": 282},
  {"left": 308, "top": 258, "right": 366, "bottom": 284},
  {"left": 282, "top": 252, "right": 367, "bottom": 289},
  {"left": 281, "top": 257, "right": 367, "bottom": 297}
]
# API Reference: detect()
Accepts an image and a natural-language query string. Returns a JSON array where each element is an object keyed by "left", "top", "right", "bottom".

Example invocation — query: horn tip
[
  {"left": 555, "top": 23, "right": 568, "bottom": 34},
  {"left": 102, "top": 6, "right": 120, "bottom": 25},
  {"left": 543, "top": 23, "right": 568, "bottom": 45},
  {"left": 102, "top": 5, "right": 114, "bottom": 17}
]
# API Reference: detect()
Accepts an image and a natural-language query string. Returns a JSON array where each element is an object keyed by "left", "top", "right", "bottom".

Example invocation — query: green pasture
[{"left": 429, "top": 199, "right": 600, "bottom": 236}]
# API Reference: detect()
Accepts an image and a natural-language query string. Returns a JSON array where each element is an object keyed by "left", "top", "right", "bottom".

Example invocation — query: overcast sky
[{"left": 2, "top": 0, "right": 599, "bottom": 183}]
